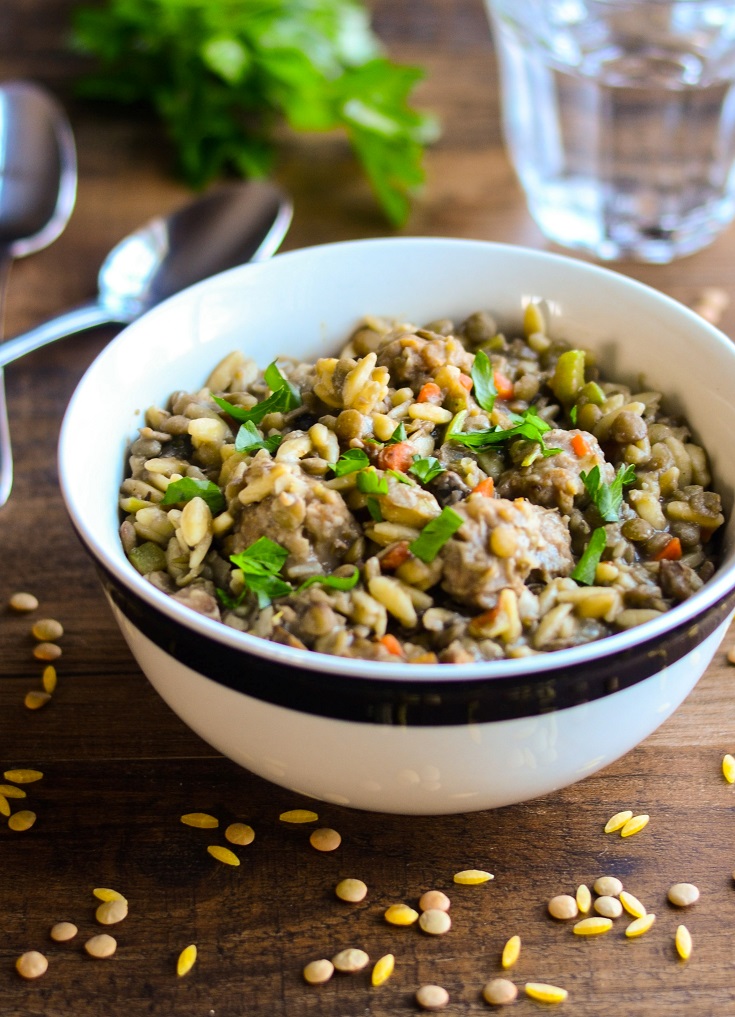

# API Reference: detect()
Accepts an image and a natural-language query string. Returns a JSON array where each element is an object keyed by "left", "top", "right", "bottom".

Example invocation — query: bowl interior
[{"left": 58, "top": 237, "right": 735, "bottom": 679}]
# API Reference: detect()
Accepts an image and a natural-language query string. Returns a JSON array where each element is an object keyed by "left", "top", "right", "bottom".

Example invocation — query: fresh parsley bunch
[{"left": 71, "top": 0, "right": 439, "bottom": 224}]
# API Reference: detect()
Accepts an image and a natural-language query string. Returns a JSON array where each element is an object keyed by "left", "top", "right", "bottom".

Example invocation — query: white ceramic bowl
[{"left": 59, "top": 238, "right": 735, "bottom": 814}]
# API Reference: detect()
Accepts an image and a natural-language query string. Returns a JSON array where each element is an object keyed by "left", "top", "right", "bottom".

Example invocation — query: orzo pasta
[{"left": 119, "top": 305, "right": 724, "bottom": 663}]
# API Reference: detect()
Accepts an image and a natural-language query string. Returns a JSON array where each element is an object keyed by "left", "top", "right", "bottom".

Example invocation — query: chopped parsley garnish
[
  {"left": 387, "top": 469, "right": 414, "bottom": 485},
  {"left": 571, "top": 527, "right": 608, "bottom": 585},
  {"left": 332, "top": 448, "right": 371, "bottom": 476},
  {"left": 356, "top": 469, "right": 389, "bottom": 496},
  {"left": 297, "top": 567, "right": 360, "bottom": 593},
  {"left": 160, "top": 476, "right": 225, "bottom": 514},
  {"left": 447, "top": 406, "right": 561, "bottom": 457},
  {"left": 409, "top": 455, "right": 446, "bottom": 483},
  {"left": 365, "top": 422, "right": 407, "bottom": 447},
  {"left": 470, "top": 349, "right": 498, "bottom": 413},
  {"left": 230, "top": 536, "right": 292, "bottom": 608},
  {"left": 213, "top": 361, "right": 301, "bottom": 426},
  {"left": 366, "top": 497, "right": 383, "bottom": 521},
  {"left": 569, "top": 404, "right": 578, "bottom": 425},
  {"left": 581, "top": 464, "right": 636, "bottom": 523},
  {"left": 409, "top": 506, "right": 464, "bottom": 562},
  {"left": 263, "top": 361, "right": 302, "bottom": 411},
  {"left": 235, "top": 420, "right": 283, "bottom": 455}
]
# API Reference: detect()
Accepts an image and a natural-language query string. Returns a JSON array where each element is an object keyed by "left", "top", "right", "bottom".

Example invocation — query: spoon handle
[{"left": 0, "top": 301, "right": 123, "bottom": 369}]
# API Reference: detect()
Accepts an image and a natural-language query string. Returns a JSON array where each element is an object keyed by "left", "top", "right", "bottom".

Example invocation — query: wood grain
[{"left": 2, "top": 1, "right": 735, "bottom": 1013}]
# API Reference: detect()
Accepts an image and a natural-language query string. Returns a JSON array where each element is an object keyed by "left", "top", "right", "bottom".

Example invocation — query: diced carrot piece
[
  {"left": 653, "top": 536, "right": 682, "bottom": 561},
  {"left": 458, "top": 373, "right": 474, "bottom": 391},
  {"left": 377, "top": 441, "right": 415, "bottom": 472},
  {"left": 417, "top": 382, "right": 443, "bottom": 404},
  {"left": 571, "top": 433, "right": 591, "bottom": 457},
  {"left": 380, "top": 541, "right": 411, "bottom": 571},
  {"left": 493, "top": 371, "right": 514, "bottom": 400},
  {"left": 379, "top": 634, "right": 405, "bottom": 657},
  {"left": 471, "top": 477, "right": 495, "bottom": 498}
]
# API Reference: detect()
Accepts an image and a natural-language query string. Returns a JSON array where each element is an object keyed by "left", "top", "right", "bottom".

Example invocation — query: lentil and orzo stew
[{"left": 119, "top": 304, "right": 724, "bottom": 664}]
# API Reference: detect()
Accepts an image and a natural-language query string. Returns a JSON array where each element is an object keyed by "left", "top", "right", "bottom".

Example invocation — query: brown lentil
[
  {"left": 593, "top": 875, "right": 623, "bottom": 897},
  {"left": 85, "top": 933, "right": 117, "bottom": 958},
  {"left": 24, "top": 690, "right": 51, "bottom": 710},
  {"left": 15, "top": 950, "right": 48, "bottom": 979},
  {"left": 668, "top": 882, "right": 700, "bottom": 907},
  {"left": 594, "top": 895, "right": 623, "bottom": 919},
  {"left": 9, "top": 591, "right": 39, "bottom": 612},
  {"left": 418, "top": 889, "right": 450, "bottom": 912},
  {"left": 415, "top": 984, "right": 449, "bottom": 1010},
  {"left": 8, "top": 809, "right": 36, "bottom": 832},
  {"left": 225, "top": 822, "right": 255, "bottom": 846},
  {"left": 177, "top": 944, "right": 197, "bottom": 977},
  {"left": 548, "top": 894, "right": 578, "bottom": 920},
  {"left": 332, "top": 947, "right": 369, "bottom": 973},
  {"left": 418, "top": 908, "right": 452, "bottom": 935},
  {"left": 50, "top": 921, "right": 78, "bottom": 942},
  {"left": 482, "top": 977, "right": 518, "bottom": 1006},
  {"left": 309, "top": 827, "right": 341, "bottom": 852},
  {"left": 303, "top": 958, "right": 334, "bottom": 984},
  {"left": 335, "top": 877, "right": 367, "bottom": 903},
  {"left": 33, "top": 642, "right": 62, "bottom": 662},
  {"left": 31, "top": 618, "right": 64, "bottom": 642},
  {"left": 96, "top": 898, "right": 129, "bottom": 925}
]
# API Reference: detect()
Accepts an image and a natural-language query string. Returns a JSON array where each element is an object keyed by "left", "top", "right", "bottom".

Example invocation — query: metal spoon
[
  {"left": 0, "top": 80, "right": 77, "bottom": 506},
  {"left": 0, "top": 180, "right": 293, "bottom": 371}
]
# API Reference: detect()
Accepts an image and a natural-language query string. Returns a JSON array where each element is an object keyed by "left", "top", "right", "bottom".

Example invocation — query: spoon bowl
[
  {"left": 0, "top": 80, "right": 77, "bottom": 506},
  {"left": 0, "top": 180, "right": 292, "bottom": 368}
]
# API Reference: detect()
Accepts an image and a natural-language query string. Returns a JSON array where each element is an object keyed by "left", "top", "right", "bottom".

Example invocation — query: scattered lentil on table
[
  {"left": 15, "top": 950, "right": 48, "bottom": 979},
  {"left": 593, "top": 875, "right": 623, "bottom": 897},
  {"left": 620, "top": 891, "right": 647, "bottom": 918},
  {"left": 303, "top": 958, "right": 334, "bottom": 984},
  {"left": 625, "top": 913, "right": 656, "bottom": 938},
  {"left": 548, "top": 894, "right": 578, "bottom": 920},
  {"left": 8, "top": 591, "right": 39, "bottom": 612},
  {"left": 415, "top": 984, "right": 449, "bottom": 1010},
  {"left": 309, "top": 827, "right": 341, "bottom": 852},
  {"left": 331, "top": 947, "right": 369, "bottom": 973},
  {"left": 225, "top": 822, "right": 255, "bottom": 846},
  {"left": 675, "top": 924, "right": 693, "bottom": 960},
  {"left": 371, "top": 953, "right": 395, "bottom": 986},
  {"left": 85, "top": 933, "right": 117, "bottom": 958},
  {"left": 668, "top": 882, "right": 700, "bottom": 907},
  {"left": 335, "top": 878, "right": 368, "bottom": 902},
  {"left": 418, "top": 889, "right": 450, "bottom": 912},
  {"left": 418, "top": 908, "right": 451, "bottom": 935},
  {"left": 177, "top": 944, "right": 198, "bottom": 976},
  {"left": 50, "top": 921, "right": 78, "bottom": 943},
  {"left": 483, "top": 977, "right": 518, "bottom": 1005}
]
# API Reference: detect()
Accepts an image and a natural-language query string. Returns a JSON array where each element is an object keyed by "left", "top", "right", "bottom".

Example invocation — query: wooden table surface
[{"left": 2, "top": 2, "right": 735, "bottom": 1014}]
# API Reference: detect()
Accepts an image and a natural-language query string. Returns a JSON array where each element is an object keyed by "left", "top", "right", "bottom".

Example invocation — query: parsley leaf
[
  {"left": 471, "top": 349, "right": 497, "bottom": 413},
  {"left": 332, "top": 448, "right": 370, "bottom": 476},
  {"left": 386, "top": 422, "right": 407, "bottom": 444},
  {"left": 160, "top": 476, "right": 225, "bottom": 514},
  {"left": 409, "top": 506, "right": 464, "bottom": 562},
  {"left": 213, "top": 389, "right": 290, "bottom": 426},
  {"left": 264, "top": 361, "right": 301, "bottom": 411},
  {"left": 408, "top": 455, "right": 446, "bottom": 483},
  {"left": 581, "top": 464, "right": 637, "bottom": 523},
  {"left": 447, "top": 406, "right": 561, "bottom": 457},
  {"left": 71, "top": 0, "right": 437, "bottom": 225},
  {"left": 366, "top": 497, "right": 383, "bottom": 521},
  {"left": 356, "top": 469, "right": 389, "bottom": 496},
  {"left": 235, "top": 420, "right": 283, "bottom": 454},
  {"left": 571, "top": 527, "right": 608, "bottom": 585},
  {"left": 230, "top": 536, "right": 292, "bottom": 607},
  {"left": 297, "top": 567, "right": 360, "bottom": 592}
]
